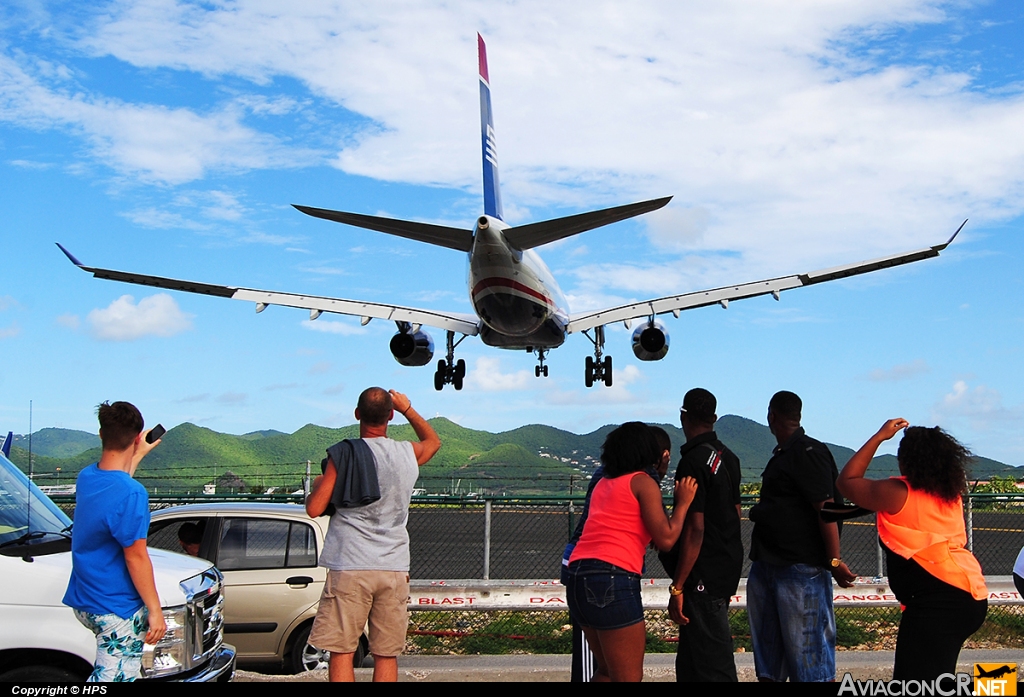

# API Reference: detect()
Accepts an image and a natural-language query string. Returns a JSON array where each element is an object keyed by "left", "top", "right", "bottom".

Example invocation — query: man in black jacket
[{"left": 666, "top": 388, "right": 743, "bottom": 682}]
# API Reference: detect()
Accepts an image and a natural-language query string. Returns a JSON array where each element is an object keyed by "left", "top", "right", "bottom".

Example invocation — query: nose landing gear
[
  {"left": 583, "top": 326, "right": 612, "bottom": 387},
  {"left": 433, "top": 331, "right": 467, "bottom": 391},
  {"left": 534, "top": 348, "right": 549, "bottom": 378}
]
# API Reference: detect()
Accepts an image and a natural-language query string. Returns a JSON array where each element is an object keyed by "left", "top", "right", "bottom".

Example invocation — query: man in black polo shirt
[
  {"left": 747, "top": 391, "right": 856, "bottom": 682},
  {"left": 664, "top": 388, "right": 743, "bottom": 682}
]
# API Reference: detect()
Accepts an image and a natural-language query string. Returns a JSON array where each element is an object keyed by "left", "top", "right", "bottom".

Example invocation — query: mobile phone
[{"left": 147, "top": 424, "right": 166, "bottom": 444}]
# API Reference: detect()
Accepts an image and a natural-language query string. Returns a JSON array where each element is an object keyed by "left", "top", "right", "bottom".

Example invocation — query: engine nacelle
[
  {"left": 631, "top": 321, "right": 670, "bottom": 361},
  {"left": 389, "top": 329, "right": 435, "bottom": 367}
]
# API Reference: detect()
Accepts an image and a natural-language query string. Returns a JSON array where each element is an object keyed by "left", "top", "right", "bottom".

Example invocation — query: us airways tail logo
[{"left": 974, "top": 664, "right": 1017, "bottom": 696}]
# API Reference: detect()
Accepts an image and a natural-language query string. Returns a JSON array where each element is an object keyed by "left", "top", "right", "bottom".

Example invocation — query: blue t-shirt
[{"left": 62, "top": 464, "right": 150, "bottom": 618}]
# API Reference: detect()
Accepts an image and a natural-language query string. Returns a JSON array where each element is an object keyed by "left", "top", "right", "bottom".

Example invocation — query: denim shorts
[
  {"left": 747, "top": 560, "right": 836, "bottom": 682},
  {"left": 565, "top": 559, "right": 644, "bottom": 630}
]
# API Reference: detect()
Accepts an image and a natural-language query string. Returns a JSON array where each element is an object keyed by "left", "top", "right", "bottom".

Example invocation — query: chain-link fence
[{"left": 50, "top": 491, "right": 1024, "bottom": 654}]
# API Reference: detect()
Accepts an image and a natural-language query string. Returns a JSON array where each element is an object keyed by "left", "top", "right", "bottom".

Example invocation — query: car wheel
[
  {"left": 289, "top": 625, "right": 369, "bottom": 673},
  {"left": 0, "top": 666, "right": 86, "bottom": 682}
]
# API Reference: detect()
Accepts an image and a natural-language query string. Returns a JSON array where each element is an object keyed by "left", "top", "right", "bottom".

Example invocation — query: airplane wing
[
  {"left": 55, "top": 244, "right": 480, "bottom": 336},
  {"left": 566, "top": 222, "right": 966, "bottom": 334}
]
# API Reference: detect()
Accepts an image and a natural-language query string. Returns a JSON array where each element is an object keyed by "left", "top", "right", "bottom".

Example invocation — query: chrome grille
[{"left": 180, "top": 567, "right": 224, "bottom": 666}]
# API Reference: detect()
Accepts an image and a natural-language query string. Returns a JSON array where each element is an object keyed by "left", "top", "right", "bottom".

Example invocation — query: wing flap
[
  {"left": 567, "top": 224, "right": 964, "bottom": 334},
  {"left": 57, "top": 244, "right": 479, "bottom": 336},
  {"left": 502, "top": 196, "right": 672, "bottom": 250},
  {"left": 293, "top": 205, "right": 474, "bottom": 252}
]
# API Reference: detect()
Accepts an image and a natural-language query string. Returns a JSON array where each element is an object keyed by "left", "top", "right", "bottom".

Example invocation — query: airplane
[{"left": 57, "top": 34, "right": 965, "bottom": 392}]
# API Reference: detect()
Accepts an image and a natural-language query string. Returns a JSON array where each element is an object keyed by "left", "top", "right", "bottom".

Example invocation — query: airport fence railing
[{"left": 49, "top": 491, "right": 1024, "bottom": 654}]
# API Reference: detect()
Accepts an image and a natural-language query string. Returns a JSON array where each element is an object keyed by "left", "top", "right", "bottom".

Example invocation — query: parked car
[
  {"left": 148, "top": 502, "right": 367, "bottom": 673},
  {"left": 0, "top": 450, "right": 236, "bottom": 682}
]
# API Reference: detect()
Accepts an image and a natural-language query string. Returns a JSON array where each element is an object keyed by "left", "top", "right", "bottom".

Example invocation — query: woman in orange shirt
[{"left": 837, "top": 420, "right": 987, "bottom": 680}]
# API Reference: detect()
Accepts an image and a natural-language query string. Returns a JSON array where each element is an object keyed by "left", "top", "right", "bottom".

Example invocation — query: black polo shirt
[
  {"left": 749, "top": 427, "right": 841, "bottom": 567},
  {"left": 672, "top": 431, "right": 743, "bottom": 598}
]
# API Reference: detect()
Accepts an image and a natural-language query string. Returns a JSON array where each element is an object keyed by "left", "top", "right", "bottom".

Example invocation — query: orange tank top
[
  {"left": 569, "top": 471, "right": 651, "bottom": 574},
  {"left": 877, "top": 477, "right": 987, "bottom": 601}
]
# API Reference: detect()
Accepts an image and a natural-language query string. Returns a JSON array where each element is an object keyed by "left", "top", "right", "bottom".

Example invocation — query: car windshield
[{"left": 0, "top": 450, "right": 73, "bottom": 551}]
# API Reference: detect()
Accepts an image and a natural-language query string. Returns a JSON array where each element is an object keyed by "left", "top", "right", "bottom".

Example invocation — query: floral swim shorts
[{"left": 73, "top": 606, "right": 149, "bottom": 682}]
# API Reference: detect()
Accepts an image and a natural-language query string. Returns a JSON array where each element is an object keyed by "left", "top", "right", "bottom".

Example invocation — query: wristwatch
[
  {"left": 669, "top": 585, "right": 683, "bottom": 596},
  {"left": 828, "top": 557, "right": 842, "bottom": 569}
]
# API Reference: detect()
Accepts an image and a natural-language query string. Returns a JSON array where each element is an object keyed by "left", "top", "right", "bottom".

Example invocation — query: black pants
[
  {"left": 675, "top": 591, "right": 738, "bottom": 682},
  {"left": 893, "top": 592, "right": 987, "bottom": 680}
]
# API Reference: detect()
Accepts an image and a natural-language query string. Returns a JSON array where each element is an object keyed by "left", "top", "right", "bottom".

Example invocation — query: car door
[{"left": 213, "top": 516, "right": 326, "bottom": 659}]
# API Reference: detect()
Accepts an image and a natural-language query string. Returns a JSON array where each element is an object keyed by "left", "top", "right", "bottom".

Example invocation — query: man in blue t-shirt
[{"left": 63, "top": 401, "right": 166, "bottom": 682}]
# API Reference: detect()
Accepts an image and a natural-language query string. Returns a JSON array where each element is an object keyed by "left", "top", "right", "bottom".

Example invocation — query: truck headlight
[{"left": 140, "top": 605, "right": 189, "bottom": 678}]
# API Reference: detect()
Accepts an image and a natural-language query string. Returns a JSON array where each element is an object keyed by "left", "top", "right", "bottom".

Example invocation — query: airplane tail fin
[
  {"left": 478, "top": 34, "right": 503, "bottom": 221},
  {"left": 1, "top": 431, "right": 11, "bottom": 458}
]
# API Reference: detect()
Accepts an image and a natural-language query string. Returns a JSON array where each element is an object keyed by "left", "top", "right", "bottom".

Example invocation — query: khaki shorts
[{"left": 308, "top": 569, "right": 410, "bottom": 657}]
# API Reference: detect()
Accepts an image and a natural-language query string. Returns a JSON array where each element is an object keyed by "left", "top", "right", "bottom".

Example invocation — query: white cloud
[
  {"left": 56, "top": 313, "right": 80, "bottom": 329},
  {"left": 465, "top": 356, "right": 532, "bottom": 391},
  {"left": 217, "top": 392, "right": 247, "bottom": 404},
  {"left": 308, "top": 360, "right": 333, "bottom": 375},
  {"left": 0, "top": 53, "right": 314, "bottom": 184},
  {"left": 0, "top": 296, "right": 17, "bottom": 311},
  {"left": 866, "top": 359, "right": 929, "bottom": 382},
  {"left": 933, "top": 380, "right": 1022, "bottom": 431},
  {"left": 300, "top": 318, "right": 367, "bottom": 335},
  {"left": 8, "top": 159, "right": 51, "bottom": 169},
  {"left": 86, "top": 293, "right": 193, "bottom": 341},
  {"left": 177, "top": 393, "right": 209, "bottom": 403},
  {"left": 0, "top": 324, "right": 20, "bottom": 339}
]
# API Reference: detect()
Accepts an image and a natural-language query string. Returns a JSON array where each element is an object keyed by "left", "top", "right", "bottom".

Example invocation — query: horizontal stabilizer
[
  {"left": 503, "top": 196, "right": 672, "bottom": 250},
  {"left": 293, "top": 205, "right": 474, "bottom": 252}
]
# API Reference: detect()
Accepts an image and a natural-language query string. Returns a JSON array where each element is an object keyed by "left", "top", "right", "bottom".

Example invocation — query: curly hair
[
  {"left": 896, "top": 426, "right": 971, "bottom": 503},
  {"left": 600, "top": 422, "right": 661, "bottom": 478}
]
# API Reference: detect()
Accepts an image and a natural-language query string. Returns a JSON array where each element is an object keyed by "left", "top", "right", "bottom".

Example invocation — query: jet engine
[
  {"left": 389, "top": 329, "right": 435, "bottom": 367},
  {"left": 631, "top": 321, "right": 670, "bottom": 361}
]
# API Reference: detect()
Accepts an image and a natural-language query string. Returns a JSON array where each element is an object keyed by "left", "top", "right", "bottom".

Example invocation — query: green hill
[
  {"left": 8, "top": 428, "right": 100, "bottom": 459},
  {"left": 7, "top": 416, "right": 1019, "bottom": 495}
]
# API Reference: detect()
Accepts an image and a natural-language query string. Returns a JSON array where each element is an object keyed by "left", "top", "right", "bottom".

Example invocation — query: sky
[{"left": 2, "top": 1, "right": 1024, "bottom": 465}]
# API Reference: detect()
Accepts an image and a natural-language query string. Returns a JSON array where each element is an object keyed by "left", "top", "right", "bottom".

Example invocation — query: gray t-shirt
[{"left": 319, "top": 437, "right": 419, "bottom": 572}]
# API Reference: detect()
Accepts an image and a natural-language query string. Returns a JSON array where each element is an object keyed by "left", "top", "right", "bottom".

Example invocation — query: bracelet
[{"left": 669, "top": 585, "right": 683, "bottom": 596}]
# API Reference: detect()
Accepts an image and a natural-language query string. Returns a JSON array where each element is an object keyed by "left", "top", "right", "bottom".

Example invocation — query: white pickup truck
[{"left": 0, "top": 449, "right": 235, "bottom": 681}]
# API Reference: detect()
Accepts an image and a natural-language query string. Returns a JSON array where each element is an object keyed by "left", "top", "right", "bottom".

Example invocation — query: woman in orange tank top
[{"left": 837, "top": 420, "right": 987, "bottom": 680}]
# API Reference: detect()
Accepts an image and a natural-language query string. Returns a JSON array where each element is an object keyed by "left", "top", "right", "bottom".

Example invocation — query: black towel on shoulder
[{"left": 325, "top": 438, "right": 380, "bottom": 512}]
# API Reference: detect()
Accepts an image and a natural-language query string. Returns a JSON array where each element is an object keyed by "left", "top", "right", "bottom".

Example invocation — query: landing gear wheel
[
  {"left": 535, "top": 365, "right": 541, "bottom": 378},
  {"left": 455, "top": 359, "right": 466, "bottom": 379},
  {"left": 434, "top": 369, "right": 444, "bottom": 391},
  {"left": 542, "top": 365, "right": 549, "bottom": 377},
  {"left": 453, "top": 373, "right": 464, "bottom": 390},
  {"left": 603, "top": 355, "right": 613, "bottom": 387},
  {"left": 585, "top": 356, "right": 594, "bottom": 388}
]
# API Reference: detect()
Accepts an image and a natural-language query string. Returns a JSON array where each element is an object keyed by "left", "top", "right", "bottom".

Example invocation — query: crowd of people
[{"left": 63, "top": 388, "right": 990, "bottom": 683}]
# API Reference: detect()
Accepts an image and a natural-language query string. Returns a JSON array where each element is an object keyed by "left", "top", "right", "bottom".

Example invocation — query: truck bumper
[{"left": 180, "top": 644, "right": 236, "bottom": 682}]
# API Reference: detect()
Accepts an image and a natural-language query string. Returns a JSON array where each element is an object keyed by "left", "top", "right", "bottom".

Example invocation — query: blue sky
[{"left": 2, "top": 1, "right": 1024, "bottom": 465}]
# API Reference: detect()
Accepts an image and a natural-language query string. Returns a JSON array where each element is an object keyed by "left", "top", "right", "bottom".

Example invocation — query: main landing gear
[
  {"left": 583, "top": 325, "right": 612, "bottom": 388},
  {"left": 434, "top": 330, "right": 467, "bottom": 391},
  {"left": 533, "top": 348, "right": 549, "bottom": 378}
]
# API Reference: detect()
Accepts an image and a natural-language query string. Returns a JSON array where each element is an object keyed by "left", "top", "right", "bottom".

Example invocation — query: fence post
[
  {"left": 876, "top": 516, "right": 884, "bottom": 579},
  {"left": 966, "top": 494, "right": 974, "bottom": 553},
  {"left": 483, "top": 499, "right": 492, "bottom": 580},
  {"left": 304, "top": 460, "right": 311, "bottom": 501}
]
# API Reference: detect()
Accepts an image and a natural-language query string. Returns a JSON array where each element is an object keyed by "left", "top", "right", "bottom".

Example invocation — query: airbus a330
[{"left": 59, "top": 35, "right": 963, "bottom": 391}]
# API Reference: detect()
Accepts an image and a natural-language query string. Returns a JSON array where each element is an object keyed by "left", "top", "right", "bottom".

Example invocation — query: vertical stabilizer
[
  {"left": 1, "top": 431, "right": 11, "bottom": 458},
  {"left": 478, "top": 34, "right": 504, "bottom": 221}
]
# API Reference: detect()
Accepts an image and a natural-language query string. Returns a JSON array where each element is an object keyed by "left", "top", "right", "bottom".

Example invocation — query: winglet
[
  {"left": 1, "top": 431, "right": 11, "bottom": 459},
  {"left": 934, "top": 219, "right": 967, "bottom": 252},
  {"left": 55, "top": 243, "right": 85, "bottom": 268}
]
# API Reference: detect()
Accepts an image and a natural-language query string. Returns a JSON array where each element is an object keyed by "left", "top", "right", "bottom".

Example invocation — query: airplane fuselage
[{"left": 468, "top": 215, "right": 569, "bottom": 350}]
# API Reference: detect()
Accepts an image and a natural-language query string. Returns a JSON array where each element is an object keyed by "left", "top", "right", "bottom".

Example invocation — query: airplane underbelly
[{"left": 471, "top": 277, "right": 551, "bottom": 337}]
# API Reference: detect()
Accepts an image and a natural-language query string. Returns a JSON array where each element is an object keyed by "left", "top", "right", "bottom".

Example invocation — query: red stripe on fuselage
[{"left": 472, "top": 277, "right": 553, "bottom": 307}]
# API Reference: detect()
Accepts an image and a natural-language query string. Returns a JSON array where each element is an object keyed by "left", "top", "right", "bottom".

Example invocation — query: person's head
[
  {"left": 96, "top": 401, "right": 144, "bottom": 452},
  {"left": 767, "top": 391, "right": 802, "bottom": 435},
  {"left": 355, "top": 387, "right": 393, "bottom": 427},
  {"left": 177, "top": 522, "right": 202, "bottom": 556},
  {"left": 649, "top": 425, "right": 672, "bottom": 481},
  {"left": 897, "top": 426, "right": 970, "bottom": 503},
  {"left": 601, "top": 422, "right": 662, "bottom": 478},
  {"left": 680, "top": 388, "right": 717, "bottom": 438}
]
